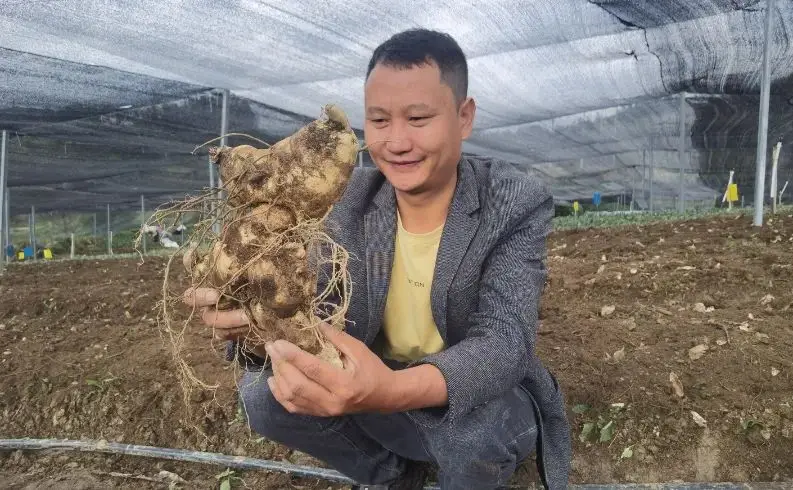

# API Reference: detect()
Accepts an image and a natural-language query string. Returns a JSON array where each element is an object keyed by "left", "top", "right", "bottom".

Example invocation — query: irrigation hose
[
  {"left": 0, "top": 438, "right": 790, "bottom": 489},
  {"left": 0, "top": 438, "right": 354, "bottom": 484}
]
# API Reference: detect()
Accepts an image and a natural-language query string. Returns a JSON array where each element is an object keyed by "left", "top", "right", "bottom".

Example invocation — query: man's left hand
[{"left": 265, "top": 323, "right": 398, "bottom": 417}]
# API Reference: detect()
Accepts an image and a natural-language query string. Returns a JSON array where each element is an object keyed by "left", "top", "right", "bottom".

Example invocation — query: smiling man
[{"left": 185, "top": 28, "right": 571, "bottom": 490}]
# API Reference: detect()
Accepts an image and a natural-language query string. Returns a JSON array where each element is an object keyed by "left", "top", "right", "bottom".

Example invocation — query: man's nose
[{"left": 384, "top": 122, "right": 412, "bottom": 154}]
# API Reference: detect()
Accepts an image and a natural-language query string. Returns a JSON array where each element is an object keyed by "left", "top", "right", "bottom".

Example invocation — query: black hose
[
  {"left": 0, "top": 438, "right": 354, "bottom": 483},
  {"left": 0, "top": 438, "right": 789, "bottom": 489}
]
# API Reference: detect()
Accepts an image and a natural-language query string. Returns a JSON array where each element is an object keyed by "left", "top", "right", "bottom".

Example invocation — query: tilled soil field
[{"left": 1, "top": 211, "right": 791, "bottom": 488}]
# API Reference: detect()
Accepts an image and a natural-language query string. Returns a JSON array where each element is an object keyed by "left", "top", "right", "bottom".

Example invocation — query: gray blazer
[
  {"left": 233, "top": 155, "right": 572, "bottom": 489},
  {"left": 320, "top": 155, "right": 570, "bottom": 489}
]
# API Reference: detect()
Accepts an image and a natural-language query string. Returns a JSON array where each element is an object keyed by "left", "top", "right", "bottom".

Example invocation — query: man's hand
[
  {"left": 182, "top": 287, "right": 251, "bottom": 342},
  {"left": 265, "top": 323, "right": 397, "bottom": 416},
  {"left": 266, "top": 323, "right": 449, "bottom": 417}
]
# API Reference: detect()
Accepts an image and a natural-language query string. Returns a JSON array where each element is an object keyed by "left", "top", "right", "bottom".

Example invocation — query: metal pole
[
  {"left": 141, "top": 195, "right": 146, "bottom": 255},
  {"left": 649, "top": 140, "right": 655, "bottom": 212},
  {"left": 30, "top": 205, "right": 36, "bottom": 260},
  {"left": 641, "top": 150, "right": 647, "bottom": 209},
  {"left": 213, "top": 89, "right": 229, "bottom": 235},
  {"left": 358, "top": 151, "right": 363, "bottom": 168},
  {"left": 0, "top": 130, "right": 6, "bottom": 269},
  {"left": 753, "top": 0, "right": 776, "bottom": 226},
  {"left": 207, "top": 150, "right": 215, "bottom": 230},
  {"left": 678, "top": 92, "right": 686, "bottom": 213},
  {"left": 93, "top": 213, "right": 97, "bottom": 237},
  {"left": 106, "top": 203, "right": 111, "bottom": 255},
  {"left": 3, "top": 190, "right": 8, "bottom": 264},
  {"left": 207, "top": 156, "right": 215, "bottom": 189},
  {"left": 220, "top": 89, "right": 229, "bottom": 149}
]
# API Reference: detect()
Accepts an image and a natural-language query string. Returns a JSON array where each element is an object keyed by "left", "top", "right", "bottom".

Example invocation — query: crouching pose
[{"left": 186, "top": 28, "right": 571, "bottom": 490}]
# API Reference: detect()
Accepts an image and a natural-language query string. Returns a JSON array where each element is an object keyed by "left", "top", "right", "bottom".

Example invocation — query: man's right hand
[{"left": 182, "top": 287, "right": 251, "bottom": 342}]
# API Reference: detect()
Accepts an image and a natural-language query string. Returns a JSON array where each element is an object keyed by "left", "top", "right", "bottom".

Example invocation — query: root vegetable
[{"left": 148, "top": 104, "right": 359, "bottom": 386}]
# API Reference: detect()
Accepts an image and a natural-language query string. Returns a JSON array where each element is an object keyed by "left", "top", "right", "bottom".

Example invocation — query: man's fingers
[
  {"left": 268, "top": 340, "right": 344, "bottom": 388},
  {"left": 272, "top": 359, "right": 334, "bottom": 404},
  {"left": 317, "top": 322, "right": 360, "bottom": 360},
  {"left": 201, "top": 307, "right": 250, "bottom": 329},
  {"left": 183, "top": 287, "right": 220, "bottom": 308},
  {"left": 267, "top": 377, "right": 302, "bottom": 414},
  {"left": 268, "top": 369, "right": 336, "bottom": 415}
]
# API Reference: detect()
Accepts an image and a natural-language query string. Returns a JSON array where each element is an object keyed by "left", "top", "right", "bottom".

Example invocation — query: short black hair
[{"left": 366, "top": 28, "right": 468, "bottom": 105}]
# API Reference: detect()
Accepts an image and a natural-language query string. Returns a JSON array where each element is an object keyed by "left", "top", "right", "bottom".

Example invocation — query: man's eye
[
  {"left": 410, "top": 116, "right": 429, "bottom": 122},
  {"left": 370, "top": 118, "right": 387, "bottom": 124}
]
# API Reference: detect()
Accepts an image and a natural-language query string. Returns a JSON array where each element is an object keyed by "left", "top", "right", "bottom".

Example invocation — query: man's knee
[
  {"left": 237, "top": 370, "right": 328, "bottom": 441},
  {"left": 422, "top": 386, "right": 538, "bottom": 480}
]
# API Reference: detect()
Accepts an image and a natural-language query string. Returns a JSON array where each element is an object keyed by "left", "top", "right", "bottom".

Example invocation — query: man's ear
[{"left": 458, "top": 97, "right": 476, "bottom": 140}]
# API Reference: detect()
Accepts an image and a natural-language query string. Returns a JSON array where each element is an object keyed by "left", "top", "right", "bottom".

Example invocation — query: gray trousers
[{"left": 238, "top": 369, "right": 538, "bottom": 489}]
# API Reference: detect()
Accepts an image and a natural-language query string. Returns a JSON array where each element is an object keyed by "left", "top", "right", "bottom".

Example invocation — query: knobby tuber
[{"left": 143, "top": 104, "right": 360, "bottom": 399}]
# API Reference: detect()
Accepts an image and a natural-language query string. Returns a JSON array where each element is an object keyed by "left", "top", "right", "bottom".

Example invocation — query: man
[{"left": 185, "top": 28, "right": 571, "bottom": 489}]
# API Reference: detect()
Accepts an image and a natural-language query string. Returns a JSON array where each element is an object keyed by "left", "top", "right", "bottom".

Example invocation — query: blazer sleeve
[{"left": 407, "top": 184, "right": 554, "bottom": 428}]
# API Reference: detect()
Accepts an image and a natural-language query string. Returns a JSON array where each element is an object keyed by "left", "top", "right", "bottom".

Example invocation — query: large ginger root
[{"left": 174, "top": 104, "right": 359, "bottom": 369}]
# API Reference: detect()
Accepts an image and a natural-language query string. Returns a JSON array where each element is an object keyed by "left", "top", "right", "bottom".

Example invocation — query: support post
[
  {"left": 70, "top": 233, "right": 75, "bottom": 259},
  {"left": 753, "top": 0, "right": 776, "bottom": 226},
  {"left": 30, "top": 205, "right": 36, "bottom": 260},
  {"left": 106, "top": 203, "right": 111, "bottom": 255},
  {"left": 678, "top": 92, "right": 687, "bottom": 213},
  {"left": 207, "top": 155, "right": 215, "bottom": 189},
  {"left": 641, "top": 150, "right": 647, "bottom": 208},
  {"left": 0, "top": 130, "right": 6, "bottom": 270},
  {"left": 212, "top": 89, "right": 230, "bottom": 235},
  {"left": 93, "top": 213, "right": 97, "bottom": 237},
  {"left": 3, "top": 191, "right": 8, "bottom": 264},
  {"left": 220, "top": 89, "right": 229, "bottom": 156},
  {"left": 649, "top": 140, "right": 655, "bottom": 212},
  {"left": 141, "top": 195, "right": 146, "bottom": 255}
]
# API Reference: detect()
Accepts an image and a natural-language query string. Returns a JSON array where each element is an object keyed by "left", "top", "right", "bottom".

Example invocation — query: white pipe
[
  {"left": 213, "top": 89, "right": 230, "bottom": 235},
  {"left": 0, "top": 130, "right": 6, "bottom": 269},
  {"left": 753, "top": 0, "right": 776, "bottom": 226},
  {"left": 0, "top": 438, "right": 354, "bottom": 484},
  {"left": 141, "top": 195, "right": 146, "bottom": 255},
  {"left": 678, "top": 93, "right": 686, "bottom": 213},
  {"left": 0, "top": 438, "right": 783, "bottom": 489}
]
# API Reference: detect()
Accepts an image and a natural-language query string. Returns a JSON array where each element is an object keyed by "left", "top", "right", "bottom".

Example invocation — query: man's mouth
[{"left": 388, "top": 159, "right": 422, "bottom": 167}]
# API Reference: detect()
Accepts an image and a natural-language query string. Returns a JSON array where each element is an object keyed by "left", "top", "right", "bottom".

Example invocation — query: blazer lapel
[
  {"left": 431, "top": 159, "right": 481, "bottom": 341},
  {"left": 363, "top": 177, "right": 397, "bottom": 345}
]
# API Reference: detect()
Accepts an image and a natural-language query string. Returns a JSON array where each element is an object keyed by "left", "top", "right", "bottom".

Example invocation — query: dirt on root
[{"left": 0, "top": 211, "right": 792, "bottom": 488}]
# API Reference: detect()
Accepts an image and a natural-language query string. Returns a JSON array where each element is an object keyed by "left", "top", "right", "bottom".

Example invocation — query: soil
[{"left": 1, "top": 211, "right": 792, "bottom": 488}]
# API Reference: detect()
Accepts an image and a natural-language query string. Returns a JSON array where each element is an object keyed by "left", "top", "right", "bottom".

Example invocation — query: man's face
[{"left": 363, "top": 61, "right": 475, "bottom": 196}]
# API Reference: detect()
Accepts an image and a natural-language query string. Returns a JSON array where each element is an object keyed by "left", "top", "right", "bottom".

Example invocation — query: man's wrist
[{"left": 379, "top": 364, "right": 448, "bottom": 413}]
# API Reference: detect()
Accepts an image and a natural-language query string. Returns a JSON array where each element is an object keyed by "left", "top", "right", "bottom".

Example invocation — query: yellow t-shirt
[{"left": 382, "top": 213, "right": 446, "bottom": 362}]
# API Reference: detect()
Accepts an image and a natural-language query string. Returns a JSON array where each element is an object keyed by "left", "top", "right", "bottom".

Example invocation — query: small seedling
[{"left": 215, "top": 468, "right": 242, "bottom": 490}]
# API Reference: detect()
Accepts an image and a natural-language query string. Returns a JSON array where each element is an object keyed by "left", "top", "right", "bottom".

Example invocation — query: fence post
[
  {"left": 141, "top": 195, "right": 146, "bottom": 255},
  {"left": 106, "top": 204, "right": 111, "bottom": 255},
  {"left": 30, "top": 205, "right": 36, "bottom": 261},
  {"left": 752, "top": 0, "right": 776, "bottom": 226}
]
